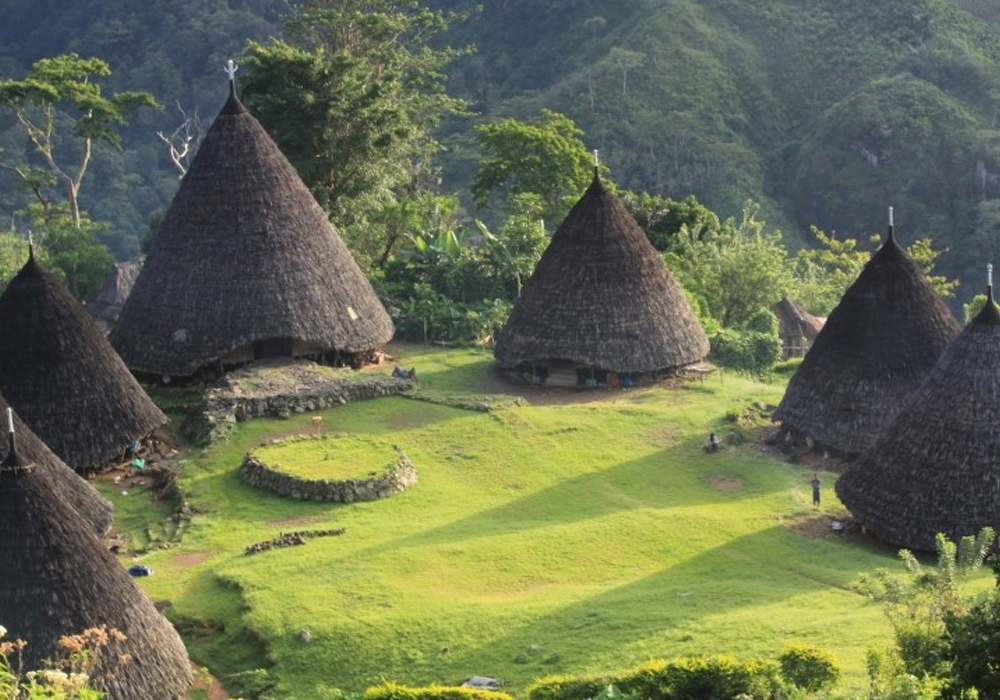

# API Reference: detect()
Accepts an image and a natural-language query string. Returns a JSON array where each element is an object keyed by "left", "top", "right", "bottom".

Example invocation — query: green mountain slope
[{"left": 439, "top": 0, "right": 1000, "bottom": 289}]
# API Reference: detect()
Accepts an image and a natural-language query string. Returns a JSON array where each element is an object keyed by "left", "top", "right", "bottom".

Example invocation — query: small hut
[
  {"left": 772, "top": 213, "right": 960, "bottom": 456},
  {"left": 0, "top": 423, "right": 192, "bottom": 699},
  {"left": 0, "top": 251, "right": 167, "bottom": 472},
  {"left": 86, "top": 259, "right": 142, "bottom": 334},
  {"left": 772, "top": 298, "right": 824, "bottom": 359},
  {"left": 835, "top": 281, "right": 1000, "bottom": 551},
  {"left": 493, "top": 170, "right": 709, "bottom": 386},
  {"left": 111, "top": 72, "right": 393, "bottom": 381}
]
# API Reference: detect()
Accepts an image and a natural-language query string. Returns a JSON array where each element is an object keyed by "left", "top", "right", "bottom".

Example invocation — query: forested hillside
[
  {"left": 436, "top": 0, "right": 1000, "bottom": 293},
  {"left": 3, "top": 0, "right": 1000, "bottom": 298}
]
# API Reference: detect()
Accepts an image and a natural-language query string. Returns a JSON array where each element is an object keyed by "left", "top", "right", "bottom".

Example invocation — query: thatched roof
[
  {"left": 0, "top": 253, "right": 167, "bottom": 471},
  {"left": 0, "top": 398, "right": 113, "bottom": 535},
  {"left": 835, "top": 289, "right": 1000, "bottom": 551},
  {"left": 493, "top": 172, "right": 709, "bottom": 372},
  {"left": 0, "top": 429, "right": 192, "bottom": 699},
  {"left": 773, "top": 297, "right": 824, "bottom": 340},
  {"left": 86, "top": 259, "right": 142, "bottom": 328},
  {"left": 111, "top": 83, "right": 393, "bottom": 378},
  {"left": 772, "top": 225, "right": 960, "bottom": 455}
]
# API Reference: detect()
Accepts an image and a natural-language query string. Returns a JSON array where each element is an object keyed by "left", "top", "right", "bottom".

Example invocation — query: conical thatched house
[
  {"left": 494, "top": 171, "right": 709, "bottom": 386},
  {"left": 772, "top": 297, "right": 824, "bottom": 359},
  {"left": 0, "top": 396, "right": 113, "bottom": 535},
  {"left": 111, "top": 79, "right": 393, "bottom": 381},
  {"left": 0, "top": 424, "right": 193, "bottom": 699},
  {"left": 772, "top": 219, "right": 960, "bottom": 455},
  {"left": 87, "top": 259, "right": 142, "bottom": 334},
  {"left": 835, "top": 285, "right": 1000, "bottom": 551},
  {"left": 0, "top": 251, "right": 167, "bottom": 472}
]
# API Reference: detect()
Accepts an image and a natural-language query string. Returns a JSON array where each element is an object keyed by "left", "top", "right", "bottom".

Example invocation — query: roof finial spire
[
  {"left": 989, "top": 263, "right": 994, "bottom": 301},
  {"left": 224, "top": 59, "right": 239, "bottom": 98},
  {"left": 27, "top": 231, "right": 34, "bottom": 260},
  {"left": 593, "top": 149, "right": 599, "bottom": 178},
  {"left": 1, "top": 406, "right": 34, "bottom": 476},
  {"left": 887, "top": 205, "right": 895, "bottom": 243}
]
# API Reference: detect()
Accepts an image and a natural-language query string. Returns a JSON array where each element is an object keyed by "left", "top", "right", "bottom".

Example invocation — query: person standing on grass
[{"left": 811, "top": 473, "right": 821, "bottom": 507}]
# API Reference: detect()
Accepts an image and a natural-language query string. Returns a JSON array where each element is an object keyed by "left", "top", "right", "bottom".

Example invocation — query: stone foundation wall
[
  {"left": 205, "top": 376, "right": 410, "bottom": 438},
  {"left": 240, "top": 444, "right": 417, "bottom": 503}
]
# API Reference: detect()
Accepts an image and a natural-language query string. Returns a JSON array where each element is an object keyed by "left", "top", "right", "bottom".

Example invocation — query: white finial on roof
[
  {"left": 888, "top": 206, "right": 894, "bottom": 227},
  {"left": 989, "top": 263, "right": 993, "bottom": 288},
  {"left": 225, "top": 59, "right": 239, "bottom": 82},
  {"left": 593, "top": 149, "right": 599, "bottom": 168},
  {"left": 6, "top": 407, "right": 13, "bottom": 435}
]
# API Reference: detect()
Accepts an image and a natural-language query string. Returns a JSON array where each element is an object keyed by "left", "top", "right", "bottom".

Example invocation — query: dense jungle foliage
[{"left": 2, "top": 0, "right": 1000, "bottom": 305}]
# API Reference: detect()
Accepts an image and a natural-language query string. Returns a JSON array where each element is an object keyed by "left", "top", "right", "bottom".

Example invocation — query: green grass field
[{"left": 106, "top": 344, "right": 913, "bottom": 699}]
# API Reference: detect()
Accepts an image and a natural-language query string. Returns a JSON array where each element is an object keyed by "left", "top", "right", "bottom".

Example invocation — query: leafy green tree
[
  {"left": 19, "top": 203, "right": 114, "bottom": 301},
  {"left": 666, "top": 201, "right": 793, "bottom": 329},
  {"left": 945, "top": 589, "right": 1000, "bottom": 700},
  {"left": 0, "top": 53, "right": 159, "bottom": 227},
  {"left": 618, "top": 191, "right": 720, "bottom": 252},
  {"left": 240, "top": 0, "right": 471, "bottom": 267},
  {"left": 472, "top": 109, "right": 596, "bottom": 224}
]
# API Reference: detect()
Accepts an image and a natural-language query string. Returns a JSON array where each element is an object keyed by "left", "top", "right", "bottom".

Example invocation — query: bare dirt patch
[
  {"left": 784, "top": 512, "right": 856, "bottom": 540},
  {"left": 708, "top": 476, "right": 744, "bottom": 492},
  {"left": 171, "top": 551, "right": 210, "bottom": 568}
]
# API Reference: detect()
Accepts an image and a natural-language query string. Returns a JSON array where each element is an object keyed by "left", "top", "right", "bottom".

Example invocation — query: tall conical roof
[
  {"left": 772, "top": 223, "right": 960, "bottom": 454},
  {"left": 0, "top": 428, "right": 192, "bottom": 699},
  {"left": 494, "top": 172, "right": 709, "bottom": 372},
  {"left": 111, "top": 83, "right": 393, "bottom": 378},
  {"left": 0, "top": 253, "right": 167, "bottom": 470},
  {"left": 0, "top": 398, "right": 113, "bottom": 535},
  {"left": 835, "top": 288, "right": 1000, "bottom": 551}
]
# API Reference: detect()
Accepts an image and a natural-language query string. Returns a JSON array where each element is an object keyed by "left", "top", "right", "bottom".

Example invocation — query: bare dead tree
[{"left": 156, "top": 102, "right": 204, "bottom": 178}]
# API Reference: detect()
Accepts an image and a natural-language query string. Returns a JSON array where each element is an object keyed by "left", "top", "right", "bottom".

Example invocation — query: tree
[
  {"left": 666, "top": 201, "right": 793, "bottom": 329},
  {"left": 240, "top": 0, "right": 472, "bottom": 267},
  {"left": 472, "top": 109, "right": 595, "bottom": 224},
  {"left": 618, "top": 191, "right": 720, "bottom": 252},
  {"left": 0, "top": 54, "right": 159, "bottom": 227}
]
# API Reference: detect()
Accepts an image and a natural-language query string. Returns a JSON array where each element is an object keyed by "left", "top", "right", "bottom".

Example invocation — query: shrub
[
  {"left": 526, "top": 674, "right": 609, "bottom": 700},
  {"left": 527, "top": 656, "right": 780, "bottom": 700},
  {"left": 365, "top": 681, "right": 516, "bottom": 700},
  {"left": 710, "top": 328, "right": 781, "bottom": 379},
  {"left": 778, "top": 643, "right": 840, "bottom": 691},
  {"left": 660, "top": 655, "right": 780, "bottom": 700}
]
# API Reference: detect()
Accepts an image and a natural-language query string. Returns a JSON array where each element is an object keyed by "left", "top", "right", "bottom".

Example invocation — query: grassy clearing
[
  {"left": 109, "top": 343, "right": 910, "bottom": 698},
  {"left": 254, "top": 434, "right": 400, "bottom": 481}
]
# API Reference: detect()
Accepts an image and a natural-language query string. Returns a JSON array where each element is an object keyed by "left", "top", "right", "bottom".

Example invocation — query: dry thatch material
[
  {"left": 835, "top": 291, "right": 1000, "bottom": 551},
  {"left": 0, "top": 431, "right": 192, "bottom": 699},
  {"left": 772, "top": 226, "right": 960, "bottom": 455},
  {"left": 772, "top": 297, "right": 824, "bottom": 359},
  {"left": 111, "top": 84, "right": 393, "bottom": 379},
  {"left": 493, "top": 172, "right": 709, "bottom": 373},
  {"left": 0, "top": 253, "right": 167, "bottom": 471},
  {"left": 86, "top": 259, "right": 142, "bottom": 333},
  {"left": 0, "top": 396, "right": 113, "bottom": 535}
]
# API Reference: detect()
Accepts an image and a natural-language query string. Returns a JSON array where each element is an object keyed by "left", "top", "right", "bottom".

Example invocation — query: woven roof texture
[
  {"left": 0, "top": 395, "right": 112, "bottom": 534},
  {"left": 772, "top": 228, "right": 960, "bottom": 454},
  {"left": 494, "top": 172, "right": 709, "bottom": 372},
  {"left": 0, "top": 254, "right": 166, "bottom": 470},
  {"left": 111, "top": 86, "right": 393, "bottom": 377},
  {"left": 835, "top": 293, "right": 1000, "bottom": 551},
  {"left": 0, "top": 432, "right": 192, "bottom": 699}
]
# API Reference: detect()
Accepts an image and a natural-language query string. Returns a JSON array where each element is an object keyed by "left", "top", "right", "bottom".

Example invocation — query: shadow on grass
[
  {"left": 353, "top": 444, "right": 788, "bottom": 557},
  {"left": 432, "top": 525, "right": 886, "bottom": 680}
]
